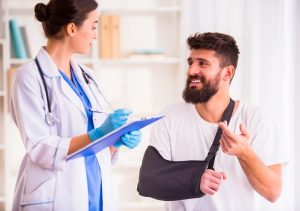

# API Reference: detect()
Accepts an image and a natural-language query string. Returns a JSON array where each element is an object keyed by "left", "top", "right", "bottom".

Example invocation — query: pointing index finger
[{"left": 218, "top": 121, "right": 235, "bottom": 139}]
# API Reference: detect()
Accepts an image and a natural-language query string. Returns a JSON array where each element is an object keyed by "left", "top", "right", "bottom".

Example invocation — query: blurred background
[{"left": 0, "top": 0, "right": 299, "bottom": 210}]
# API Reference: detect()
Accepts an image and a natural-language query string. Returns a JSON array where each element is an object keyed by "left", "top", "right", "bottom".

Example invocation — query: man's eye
[{"left": 199, "top": 61, "right": 207, "bottom": 66}]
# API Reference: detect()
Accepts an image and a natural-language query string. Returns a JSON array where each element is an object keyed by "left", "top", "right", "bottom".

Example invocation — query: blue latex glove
[
  {"left": 88, "top": 108, "right": 132, "bottom": 142},
  {"left": 114, "top": 130, "right": 142, "bottom": 149}
]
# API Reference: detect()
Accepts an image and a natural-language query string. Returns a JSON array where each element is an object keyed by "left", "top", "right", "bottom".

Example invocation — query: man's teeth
[{"left": 191, "top": 80, "right": 201, "bottom": 83}]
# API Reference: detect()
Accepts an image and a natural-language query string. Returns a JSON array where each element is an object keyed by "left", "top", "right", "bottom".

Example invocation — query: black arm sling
[{"left": 137, "top": 99, "right": 235, "bottom": 201}]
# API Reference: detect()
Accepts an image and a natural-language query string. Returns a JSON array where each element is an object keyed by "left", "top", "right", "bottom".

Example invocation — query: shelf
[
  {"left": 8, "top": 7, "right": 33, "bottom": 16},
  {"left": 10, "top": 57, "right": 95, "bottom": 65},
  {"left": 8, "top": 6, "right": 181, "bottom": 16},
  {"left": 9, "top": 57, "right": 180, "bottom": 66},
  {"left": 101, "top": 6, "right": 181, "bottom": 15},
  {"left": 99, "top": 57, "right": 180, "bottom": 65},
  {"left": 10, "top": 58, "right": 31, "bottom": 65}
]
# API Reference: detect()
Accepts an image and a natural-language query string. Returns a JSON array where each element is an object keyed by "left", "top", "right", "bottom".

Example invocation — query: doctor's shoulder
[{"left": 12, "top": 60, "right": 41, "bottom": 90}]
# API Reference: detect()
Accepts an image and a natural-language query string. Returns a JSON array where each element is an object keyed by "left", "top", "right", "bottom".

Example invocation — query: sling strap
[{"left": 206, "top": 98, "right": 235, "bottom": 169}]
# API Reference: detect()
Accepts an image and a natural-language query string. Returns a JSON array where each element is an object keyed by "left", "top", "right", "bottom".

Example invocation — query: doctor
[{"left": 10, "top": 0, "right": 141, "bottom": 210}]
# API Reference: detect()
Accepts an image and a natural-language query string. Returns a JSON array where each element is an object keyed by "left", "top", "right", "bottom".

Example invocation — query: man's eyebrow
[{"left": 187, "top": 58, "right": 209, "bottom": 62}]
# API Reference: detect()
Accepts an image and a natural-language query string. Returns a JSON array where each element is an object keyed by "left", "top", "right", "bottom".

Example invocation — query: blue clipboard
[{"left": 67, "top": 116, "right": 164, "bottom": 160}]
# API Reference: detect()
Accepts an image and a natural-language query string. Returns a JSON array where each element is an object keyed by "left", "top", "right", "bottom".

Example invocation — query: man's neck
[{"left": 195, "top": 93, "right": 232, "bottom": 123}]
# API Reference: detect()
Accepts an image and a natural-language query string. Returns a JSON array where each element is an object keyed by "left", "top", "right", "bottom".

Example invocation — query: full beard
[{"left": 182, "top": 74, "right": 220, "bottom": 104}]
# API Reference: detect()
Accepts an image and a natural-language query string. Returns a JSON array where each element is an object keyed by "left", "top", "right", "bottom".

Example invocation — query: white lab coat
[{"left": 10, "top": 48, "right": 118, "bottom": 211}]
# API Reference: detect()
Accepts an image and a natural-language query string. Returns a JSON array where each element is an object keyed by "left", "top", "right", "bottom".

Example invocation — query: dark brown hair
[
  {"left": 187, "top": 32, "right": 240, "bottom": 69},
  {"left": 34, "top": 0, "right": 98, "bottom": 39}
]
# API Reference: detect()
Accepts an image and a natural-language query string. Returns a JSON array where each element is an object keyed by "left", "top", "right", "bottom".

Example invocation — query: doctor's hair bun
[
  {"left": 35, "top": 3, "right": 48, "bottom": 22},
  {"left": 34, "top": 0, "right": 98, "bottom": 39}
]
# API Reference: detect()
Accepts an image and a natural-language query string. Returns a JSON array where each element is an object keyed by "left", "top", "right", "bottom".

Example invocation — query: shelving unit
[
  {"left": 0, "top": 0, "right": 8, "bottom": 210},
  {"left": 98, "top": 2, "right": 182, "bottom": 210},
  {"left": 0, "top": 0, "right": 184, "bottom": 210},
  {"left": 101, "top": 6, "right": 181, "bottom": 14}
]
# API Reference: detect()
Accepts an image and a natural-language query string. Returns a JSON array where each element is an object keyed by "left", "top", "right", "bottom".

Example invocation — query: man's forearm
[{"left": 238, "top": 148, "right": 282, "bottom": 202}]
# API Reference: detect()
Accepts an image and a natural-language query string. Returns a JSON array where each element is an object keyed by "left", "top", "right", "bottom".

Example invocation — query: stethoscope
[{"left": 34, "top": 57, "right": 113, "bottom": 126}]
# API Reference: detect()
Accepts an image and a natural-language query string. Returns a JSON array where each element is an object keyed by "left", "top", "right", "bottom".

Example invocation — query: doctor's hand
[
  {"left": 200, "top": 169, "right": 227, "bottom": 195},
  {"left": 113, "top": 130, "right": 142, "bottom": 149},
  {"left": 107, "top": 108, "right": 132, "bottom": 129},
  {"left": 88, "top": 108, "right": 132, "bottom": 142}
]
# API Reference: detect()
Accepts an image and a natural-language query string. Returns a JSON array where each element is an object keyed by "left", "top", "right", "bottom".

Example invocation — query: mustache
[{"left": 187, "top": 75, "right": 204, "bottom": 84}]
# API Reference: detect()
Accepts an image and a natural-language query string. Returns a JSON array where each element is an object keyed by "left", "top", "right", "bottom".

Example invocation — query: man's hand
[
  {"left": 219, "top": 121, "right": 250, "bottom": 158},
  {"left": 200, "top": 169, "right": 227, "bottom": 195},
  {"left": 219, "top": 121, "right": 282, "bottom": 202}
]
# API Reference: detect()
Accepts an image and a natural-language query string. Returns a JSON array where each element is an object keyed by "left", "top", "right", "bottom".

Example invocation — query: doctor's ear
[{"left": 66, "top": 23, "right": 76, "bottom": 37}]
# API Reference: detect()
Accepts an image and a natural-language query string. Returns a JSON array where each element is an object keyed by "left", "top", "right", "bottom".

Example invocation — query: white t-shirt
[{"left": 150, "top": 101, "right": 288, "bottom": 211}]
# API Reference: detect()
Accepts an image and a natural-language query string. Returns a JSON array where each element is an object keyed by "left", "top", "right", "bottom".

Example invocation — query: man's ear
[
  {"left": 66, "top": 23, "right": 76, "bottom": 37},
  {"left": 223, "top": 65, "right": 235, "bottom": 82}
]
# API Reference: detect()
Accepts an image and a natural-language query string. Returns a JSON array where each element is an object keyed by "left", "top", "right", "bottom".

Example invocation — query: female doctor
[{"left": 10, "top": 0, "right": 142, "bottom": 210}]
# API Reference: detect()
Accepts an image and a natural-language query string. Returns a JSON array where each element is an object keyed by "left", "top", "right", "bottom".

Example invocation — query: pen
[
  {"left": 89, "top": 108, "right": 112, "bottom": 115},
  {"left": 89, "top": 108, "right": 147, "bottom": 120}
]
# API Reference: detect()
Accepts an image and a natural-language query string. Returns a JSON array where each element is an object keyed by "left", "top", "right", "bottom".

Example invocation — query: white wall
[{"left": 294, "top": 0, "right": 300, "bottom": 210}]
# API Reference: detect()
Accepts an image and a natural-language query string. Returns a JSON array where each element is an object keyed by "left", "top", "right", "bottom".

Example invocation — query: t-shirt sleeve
[
  {"left": 250, "top": 114, "right": 289, "bottom": 166},
  {"left": 149, "top": 111, "right": 172, "bottom": 161}
]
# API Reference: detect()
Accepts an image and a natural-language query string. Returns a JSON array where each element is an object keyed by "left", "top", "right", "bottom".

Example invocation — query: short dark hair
[
  {"left": 34, "top": 0, "right": 98, "bottom": 39},
  {"left": 187, "top": 32, "right": 240, "bottom": 69}
]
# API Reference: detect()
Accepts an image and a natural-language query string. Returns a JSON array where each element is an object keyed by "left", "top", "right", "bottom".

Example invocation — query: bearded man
[{"left": 146, "top": 32, "right": 287, "bottom": 211}]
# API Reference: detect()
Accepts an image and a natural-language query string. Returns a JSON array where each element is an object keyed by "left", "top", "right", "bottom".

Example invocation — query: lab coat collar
[
  {"left": 59, "top": 74, "right": 87, "bottom": 118},
  {"left": 70, "top": 59, "right": 87, "bottom": 86},
  {"left": 36, "top": 47, "right": 60, "bottom": 78},
  {"left": 70, "top": 60, "right": 100, "bottom": 112},
  {"left": 36, "top": 47, "right": 87, "bottom": 118}
]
